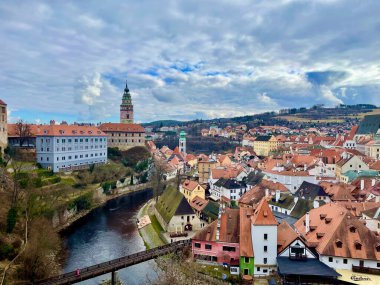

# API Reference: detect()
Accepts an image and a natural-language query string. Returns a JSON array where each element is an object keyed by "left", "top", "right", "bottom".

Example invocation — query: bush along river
[{"left": 61, "top": 188, "right": 157, "bottom": 285}]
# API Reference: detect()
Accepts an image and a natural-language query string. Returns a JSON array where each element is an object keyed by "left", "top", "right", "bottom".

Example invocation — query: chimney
[
  {"left": 361, "top": 179, "right": 365, "bottom": 191},
  {"left": 305, "top": 212, "right": 310, "bottom": 234},
  {"left": 313, "top": 200, "right": 320, "bottom": 209},
  {"left": 372, "top": 179, "right": 376, "bottom": 187},
  {"left": 275, "top": 190, "right": 281, "bottom": 202},
  {"left": 265, "top": 188, "right": 269, "bottom": 198},
  {"left": 50, "top": 120, "right": 55, "bottom": 125},
  {"left": 304, "top": 164, "right": 307, "bottom": 171}
]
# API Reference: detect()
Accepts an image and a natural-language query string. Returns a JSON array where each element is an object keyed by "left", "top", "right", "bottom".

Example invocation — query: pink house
[{"left": 192, "top": 208, "right": 240, "bottom": 266}]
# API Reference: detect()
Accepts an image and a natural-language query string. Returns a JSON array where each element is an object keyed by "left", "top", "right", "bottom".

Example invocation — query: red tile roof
[
  {"left": 98, "top": 123, "right": 145, "bottom": 133},
  {"left": 251, "top": 198, "right": 278, "bottom": 226},
  {"left": 240, "top": 207, "right": 254, "bottom": 257},
  {"left": 295, "top": 203, "right": 380, "bottom": 260},
  {"left": 37, "top": 124, "right": 106, "bottom": 137},
  {"left": 277, "top": 221, "right": 299, "bottom": 254}
]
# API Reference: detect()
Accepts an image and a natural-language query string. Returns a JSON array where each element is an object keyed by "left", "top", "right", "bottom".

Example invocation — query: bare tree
[
  {"left": 21, "top": 217, "right": 60, "bottom": 283},
  {"left": 151, "top": 159, "right": 167, "bottom": 202},
  {"left": 15, "top": 119, "right": 32, "bottom": 147}
]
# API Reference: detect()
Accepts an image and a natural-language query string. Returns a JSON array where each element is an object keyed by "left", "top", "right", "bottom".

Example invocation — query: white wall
[
  {"left": 320, "top": 255, "right": 380, "bottom": 271},
  {"left": 263, "top": 171, "right": 318, "bottom": 193},
  {"left": 251, "top": 224, "right": 277, "bottom": 276},
  {"left": 278, "top": 239, "right": 316, "bottom": 258}
]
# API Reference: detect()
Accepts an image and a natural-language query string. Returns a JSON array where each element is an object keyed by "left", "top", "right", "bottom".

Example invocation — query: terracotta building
[
  {"left": 99, "top": 123, "right": 145, "bottom": 150},
  {"left": 99, "top": 79, "right": 145, "bottom": 150}
]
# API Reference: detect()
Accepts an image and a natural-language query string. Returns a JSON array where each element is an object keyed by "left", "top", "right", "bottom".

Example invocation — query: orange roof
[
  {"left": 172, "top": 146, "right": 181, "bottom": 155},
  {"left": 320, "top": 182, "right": 356, "bottom": 201},
  {"left": 277, "top": 221, "right": 299, "bottom": 254},
  {"left": 8, "top": 123, "right": 44, "bottom": 137},
  {"left": 295, "top": 203, "right": 380, "bottom": 260},
  {"left": 240, "top": 207, "right": 254, "bottom": 257},
  {"left": 347, "top": 126, "right": 359, "bottom": 140},
  {"left": 193, "top": 208, "right": 239, "bottom": 243},
  {"left": 190, "top": 196, "right": 209, "bottom": 212},
  {"left": 182, "top": 179, "right": 203, "bottom": 192},
  {"left": 211, "top": 167, "right": 241, "bottom": 180},
  {"left": 98, "top": 123, "right": 145, "bottom": 133},
  {"left": 251, "top": 198, "right": 277, "bottom": 226},
  {"left": 36, "top": 124, "right": 106, "bottom": 137}
]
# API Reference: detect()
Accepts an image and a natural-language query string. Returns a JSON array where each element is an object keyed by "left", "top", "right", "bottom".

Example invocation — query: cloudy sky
[{"left": 1, "top": 0, "right": 380, "bottom": 124}]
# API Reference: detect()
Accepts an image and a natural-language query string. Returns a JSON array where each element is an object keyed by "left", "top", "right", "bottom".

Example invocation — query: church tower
[
  {"left": 179, "top": 131, "right": 187, "bottom": 155},
  {"left": 120, "top": 80, "right": 134, "bottom": 124}
]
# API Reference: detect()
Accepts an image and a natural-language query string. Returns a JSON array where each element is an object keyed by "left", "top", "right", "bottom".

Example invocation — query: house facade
[
  {"left": 155, "top": 186, "right": 204, "bottom": 233},
  {"left": 36, "top": 124, "right": 108, "bottom": 172},
  {"left": 251, "top": 199, "right": 278, "bottom": 276},
  {"left": 180, "top": 179, "right": 206, "bottom": 202},
  {"left": 253, "top": 136, "right": 278, "bottom": 157},
  {"left": 192, "top": 207, "right": 240, "bottom": 272},
  {"left": 99, "top": 123, "right": 145, "bottom": 150}
]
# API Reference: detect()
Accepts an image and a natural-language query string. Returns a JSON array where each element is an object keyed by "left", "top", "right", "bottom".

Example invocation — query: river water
[{"left": 61, "top": 189, "right": 158, "bottom": 285}]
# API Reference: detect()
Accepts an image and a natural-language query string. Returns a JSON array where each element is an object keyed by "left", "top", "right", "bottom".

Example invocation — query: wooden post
[{"left": 111, "top": 270, "right": 116, "bottom": 285}]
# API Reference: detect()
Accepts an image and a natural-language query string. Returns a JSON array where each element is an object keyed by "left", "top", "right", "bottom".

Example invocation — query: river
[{"left": 61, "top": 189, "right": 158, "bottom": 285}]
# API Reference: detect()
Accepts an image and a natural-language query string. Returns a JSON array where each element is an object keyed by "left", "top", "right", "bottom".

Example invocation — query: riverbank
[
  {"left": 55, "top": 183, "right": 151, "bottom": 233},
  {"left": 137, "top": 199, "right": 166, "bottom": 249}
]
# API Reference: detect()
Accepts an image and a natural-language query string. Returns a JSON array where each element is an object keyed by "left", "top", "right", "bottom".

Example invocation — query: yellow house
[
  {"left": 198, "top": 159, "right": 217, "bottom": 183},
  {"left": 253, "top": 135, "right": 278, "bottom": 156},
  {"left": 180, "top": 180, "right": 206, "bottom": 202}
]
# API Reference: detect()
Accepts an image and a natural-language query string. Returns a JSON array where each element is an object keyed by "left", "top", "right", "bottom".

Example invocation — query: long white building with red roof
[{"left": 36, "top": 123, "right": 107, "bottom": 172}]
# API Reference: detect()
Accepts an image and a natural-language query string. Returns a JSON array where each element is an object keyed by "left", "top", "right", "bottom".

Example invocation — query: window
[
  {"left": 329, "top": 257, "right": 333, "bottom": 262},
  {"left": 205, "top": 244, "right": 212, "bottom": 250},
  {"left": 263, "top": 258, "right": 267, "bottom": 264},
  {"left": 194, "top": 243, "right": 201, "bottom": 248},
  {"left": 222, "top": 246, "right": 236, "bottom": 252},
  {"left": 244, "top": 269, "right": 249, "bottom": 275},
  {"left": 257, "top": 267, "right": 260, "bottom": 272},
  {"left": 245, "top": 257, "right": 250, "bottom": 263},
  {"left": 264, "top": 246, "right": 267, "bottom": 252},
  {"left": 377, "top": 263, "right": 380, "bottom": 268},
  {"left": 264, "top": 234, "right": 268, "bottom": 240}
]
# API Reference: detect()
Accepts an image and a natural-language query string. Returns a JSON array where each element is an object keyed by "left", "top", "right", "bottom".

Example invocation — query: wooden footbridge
[{"left": 36, "top": 240, "right": 191, "bottom": 285}]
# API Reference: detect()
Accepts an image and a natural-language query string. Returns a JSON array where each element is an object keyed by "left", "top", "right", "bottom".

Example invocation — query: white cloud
[
  {"left": 0, "top": 0, "right": 380, "bottom": 123},
  {"left": 319, "top": 86, "right": 343, "bottom": 106}
]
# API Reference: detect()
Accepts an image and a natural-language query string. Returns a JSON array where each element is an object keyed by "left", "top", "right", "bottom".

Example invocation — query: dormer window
[
  {"left": 376, "top": 244, "right": 380, "bottom": 252},
  {"left": 349, "top": 225, "right": 356, "bottom": 233},
  {"left": 335, "top": 239, "right": 343, "bottom": 248},
  {"left": 320, "top": 214, "right": 327, "bottom": 220},
  {"left": 325, "top": 218, "right": 332, "bottom": 224},
  {"left": 355, "top": 241, "right": 362, "bottom": 250},
  {"left": 316, "top": 232, "right": 325, "bottom": 239}
]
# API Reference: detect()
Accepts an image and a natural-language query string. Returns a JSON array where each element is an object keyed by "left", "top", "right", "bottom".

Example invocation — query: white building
[
  {"left": 263, "top": 170, "right": 318, "bottom": 193},
  {"left": 36, "top": 124, "right": 107, "bottom": 172},
  {"left": 250, "top": 198, "right": 278, "bottom": 276}
]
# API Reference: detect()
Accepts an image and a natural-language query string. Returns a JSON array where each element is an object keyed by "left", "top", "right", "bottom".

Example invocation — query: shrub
[
  {"left": 69, "top": 194, "right": 92, "bottom": 211},
  {"left": 0, "top": 243, "right": 14, "bottom": 260},
  {"left": 6, "top": 207, "right": 17, "bottom": 233}
]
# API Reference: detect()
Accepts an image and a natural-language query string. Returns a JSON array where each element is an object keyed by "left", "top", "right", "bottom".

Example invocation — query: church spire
[{"left": 120, "top": 79, "right": 134, "bottom": 124}]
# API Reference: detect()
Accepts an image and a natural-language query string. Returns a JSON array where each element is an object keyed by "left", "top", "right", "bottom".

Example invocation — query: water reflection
[{"left": 62, "top": 189, "right": 157, "bottom": 285}]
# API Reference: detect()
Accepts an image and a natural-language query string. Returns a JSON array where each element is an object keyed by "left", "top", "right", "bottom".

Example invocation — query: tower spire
[{"left": 120, "top": 79, "right": 134, "bottom": 124}]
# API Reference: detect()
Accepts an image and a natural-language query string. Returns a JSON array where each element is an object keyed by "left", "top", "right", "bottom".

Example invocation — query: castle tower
[
  {"left": 120, "top": 80, "right": 134, "bottom": 124},
  {"left": 179, "top": 131, "right": 186, "bottom": 155}
]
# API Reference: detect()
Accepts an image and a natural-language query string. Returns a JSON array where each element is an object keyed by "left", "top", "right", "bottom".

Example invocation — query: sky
[{"left": 1, "top": 0, "right": 380, "bottom": 124}]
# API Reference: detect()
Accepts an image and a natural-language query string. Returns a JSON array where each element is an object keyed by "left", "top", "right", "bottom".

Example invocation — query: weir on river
[{"left": 61, "top": 188, "right": 157, "bottom": 285}]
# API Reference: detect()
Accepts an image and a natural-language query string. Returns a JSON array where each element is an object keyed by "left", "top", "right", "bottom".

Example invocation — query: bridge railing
[{"left": 36, "top": 239, "right": 191, "bottom": 285}]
